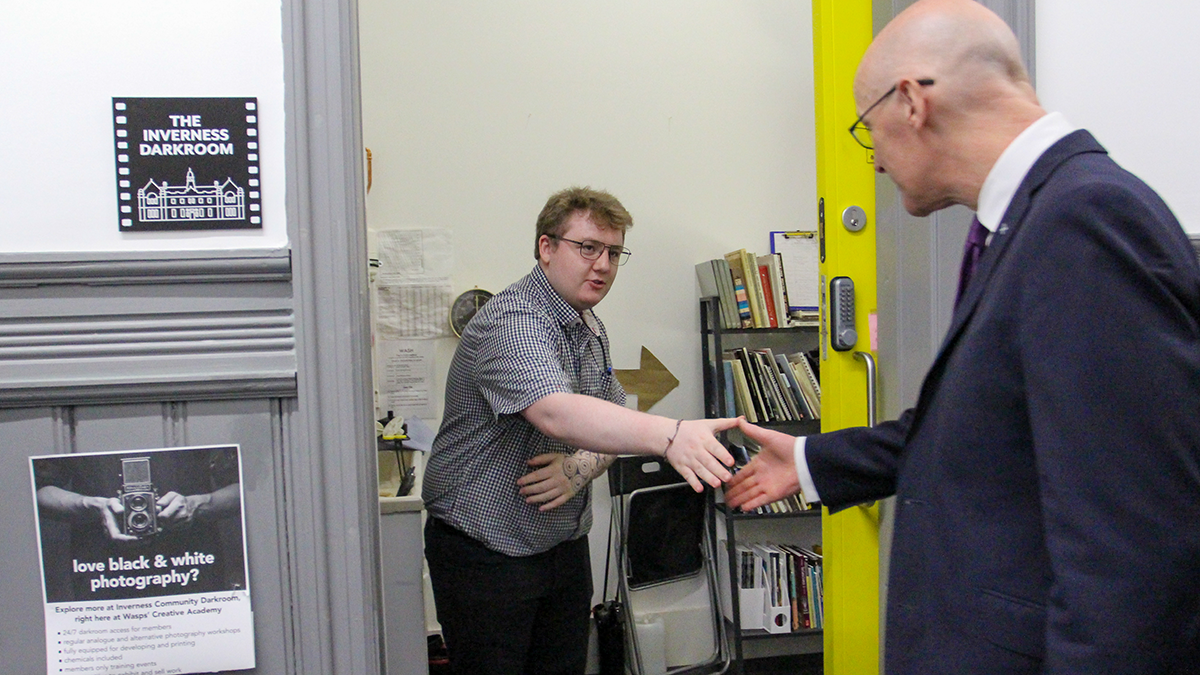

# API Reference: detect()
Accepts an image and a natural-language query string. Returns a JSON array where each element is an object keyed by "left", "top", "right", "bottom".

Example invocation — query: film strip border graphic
[{"left": 112, "top": 98, "right": 262, "bottom": 231}]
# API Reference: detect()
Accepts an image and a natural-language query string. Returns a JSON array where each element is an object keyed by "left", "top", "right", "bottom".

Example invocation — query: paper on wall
[
  {"left": 376, "top": 339, "right": 437, "bottom": 420},
  {"left": 770, "top": 231, "right": 819, "bottom": 310},
  {"left": 373, "top": 228, "right": 454, "bottom": 338},
  {"left": 375, "top": 228, "right": 453, "bottom": 284}
]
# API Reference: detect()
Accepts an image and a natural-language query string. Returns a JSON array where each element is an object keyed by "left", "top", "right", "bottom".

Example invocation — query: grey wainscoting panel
[
  {"left": 169, "top": 398, "right": 293, "bottom": 674},
  {"left": 0, "top": 248, "right": 302, "bottom": 673},
  {"left": 0, "top": 250, "right": 296, "bottom": 407},
  {"left": 4, "top": 398, "right": 294, "bottom": 674},
  {"left": 0, "top": 406, "right": 61, "bottom": 675}
]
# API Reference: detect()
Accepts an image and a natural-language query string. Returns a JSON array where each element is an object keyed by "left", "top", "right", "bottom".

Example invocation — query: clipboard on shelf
[{"left": 770, "top": 231, "right": 819, "bottom": 311}]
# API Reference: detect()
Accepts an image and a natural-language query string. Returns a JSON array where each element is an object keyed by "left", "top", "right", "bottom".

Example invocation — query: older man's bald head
[
  {"left": 856, "top": 0, "right": 1030, "bottom": 106},
  {"left": 852, "top": 0, "right": 1045, "bottom": 215}
]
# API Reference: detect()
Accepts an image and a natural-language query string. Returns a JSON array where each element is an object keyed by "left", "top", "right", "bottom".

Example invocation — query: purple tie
[{"left": 954, "top": 216, "right": 989, "bottom": 308}]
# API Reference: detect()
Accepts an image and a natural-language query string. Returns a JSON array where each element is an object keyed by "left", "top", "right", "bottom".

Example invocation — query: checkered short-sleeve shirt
[{"left": 422, "top": 265, "right": 626, "bottom": 556}]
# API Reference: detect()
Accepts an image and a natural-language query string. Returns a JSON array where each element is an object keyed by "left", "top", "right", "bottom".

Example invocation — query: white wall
[
  {"left": 1037, "top": 1, "right": 1200, "bottom": 234},
  {"left": 358, "top": 0, "right": 816, "bottom": 658},
  {"left": 0, "top": 1, "right": 288, "bottom": 253}
]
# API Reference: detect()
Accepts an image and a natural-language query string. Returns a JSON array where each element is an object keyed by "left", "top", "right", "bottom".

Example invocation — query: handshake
[
  {"left": 655, "top": 417, "right": 803, "bottom": 512},
  {"left": 516, "top": 415, "right": 807, "bottom": 514}
]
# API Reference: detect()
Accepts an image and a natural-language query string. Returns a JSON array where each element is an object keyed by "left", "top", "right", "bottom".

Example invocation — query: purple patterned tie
[{"left": 954, "top": 216, "right": 989, "bottom": 308}]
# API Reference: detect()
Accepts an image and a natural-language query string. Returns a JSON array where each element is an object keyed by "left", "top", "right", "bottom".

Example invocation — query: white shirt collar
[{"left": 975, "top": 112, "right": 1076, "bottom": 232}]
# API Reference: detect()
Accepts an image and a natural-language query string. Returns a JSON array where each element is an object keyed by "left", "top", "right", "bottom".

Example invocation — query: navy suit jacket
[{"left": 806, "top": 131, "right": 1200, "bottom": 674}]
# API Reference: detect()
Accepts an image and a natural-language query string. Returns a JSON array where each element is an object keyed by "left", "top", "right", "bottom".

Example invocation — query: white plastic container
[{"left": 634, "top": 613, "right": 666, "bottom": 675}]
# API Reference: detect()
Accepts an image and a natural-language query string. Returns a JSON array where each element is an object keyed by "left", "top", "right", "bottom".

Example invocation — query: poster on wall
[
  {"left": 112, "top": 97, "right": 262, "bottom": 232},
  {"left": 29, "top": 445, "right": 255, "bottom": 675}
]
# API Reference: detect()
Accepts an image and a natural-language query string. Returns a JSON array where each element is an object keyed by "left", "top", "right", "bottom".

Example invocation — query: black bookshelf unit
[{"left": 700, "top": 296, "right": 824, "bottom": 674}]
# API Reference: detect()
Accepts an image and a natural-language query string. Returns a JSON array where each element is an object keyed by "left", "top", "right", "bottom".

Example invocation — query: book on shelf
[
  {"left": 720, "top": 359, "right": 738, "bottom": 417},
  {"left": 699, "top": 250, "right": 812, "bottom": 330},
  {"left": 717, "top": 524, "right": 824, "bottom": 634},
  {"left": 804, "top": 351, "right": 822, "bottom": 400},
  {"left": 786, "top": 548, "right": 801, "bottom": 631},
  {"left": 787, "top": 351, "right": 821, "bottom": 419},
  {"left": 732, "top": 277, "right": 753, "bottom": 327},
  {"left": 729, "top": 348, "right": 768, "bottom": 422},
  {"left": 756, "top": 262, "right": 779, "bottom": 328},
  {"left": 760, "top": 348, "right": 806, "bottom": 421},
  {"left": 695, "top": 258, "right": 740, "bottom": 330},
  {"left": 729, "top": 353, "right": 758, "bottom": 420},
  {"left": 715, "top": 258, "right": 740, "bottom": 329},
  {"left": 777, "top": 544, "right": 819, "bottom": 630},
  {"left": 742, "top": 249, "right": 771, "bottom": 329},
  {"left": 789, "top": 309, "right": 820, "bottom": 327},
  {"left": 758, "top": 253, "right": 791, "bottom": 328},
  {"left": 774, "top": 352, "right": 814, "bottom": 419},
  {"left": 720, "top": 355, "right": 748, "bottom": 417},
  {"left": 726, "top": 249, "right": 771, "bottom": 328},
  {"left": 751, "top": 350, "right": 790, "bottom": 422}
]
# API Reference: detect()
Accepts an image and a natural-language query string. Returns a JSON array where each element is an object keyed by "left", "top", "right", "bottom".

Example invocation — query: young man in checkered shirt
[{"left": 423, "top": 186, "right": 737, "bottom": 675}]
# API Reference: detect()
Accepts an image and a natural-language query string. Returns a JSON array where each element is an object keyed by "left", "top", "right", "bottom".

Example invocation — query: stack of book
[
  {"left": 721, "top": 541, "right": 825, "bottom": 633},
  {"left": 719, "top": 348, "right": 821, "bottom": 424},
  {"left": 747, "top": 493, "right": 810, "bottom": 515},
  {"left": 696, "top": 248, "right": 814, "bottom": 329}
]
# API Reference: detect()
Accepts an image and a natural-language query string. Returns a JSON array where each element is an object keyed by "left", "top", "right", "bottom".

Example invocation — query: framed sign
[{"left": 112, "top": 97, "right": 262, "bottom": 232}]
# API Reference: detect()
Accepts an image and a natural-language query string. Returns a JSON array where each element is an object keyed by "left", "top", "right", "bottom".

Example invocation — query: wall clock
[{"left": 449, "top": 288, "right": 493, "bottom": 337}]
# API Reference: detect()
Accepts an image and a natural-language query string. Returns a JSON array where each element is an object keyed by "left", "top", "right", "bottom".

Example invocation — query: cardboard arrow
[{"left": 613, "top": 346, "right": 679, "bottom": 412}]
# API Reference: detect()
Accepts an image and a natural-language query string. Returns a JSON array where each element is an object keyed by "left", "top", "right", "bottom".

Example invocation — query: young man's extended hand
[{"left": 663, "top": 418, "right": 740, "bottom": 491}]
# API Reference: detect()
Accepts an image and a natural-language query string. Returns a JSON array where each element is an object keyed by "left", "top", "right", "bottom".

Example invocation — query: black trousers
[{"left": 424, "top": 517, "right": 593, "bottom": 675}]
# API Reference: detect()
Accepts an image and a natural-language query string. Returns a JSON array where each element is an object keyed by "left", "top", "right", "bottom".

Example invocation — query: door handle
[
  {"left": 853, "top": 350, "right": 877, "bottom": 427},
  {"left": 853, "top": 350, "right": 878, "bottom": 511}
]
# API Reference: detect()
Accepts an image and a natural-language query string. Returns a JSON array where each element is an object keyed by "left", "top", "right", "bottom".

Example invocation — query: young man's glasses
[
  {"left": 848, "top": 78, "right": 935, "bottom": 150},
  {"left": 548, "top": 235, "right": 632, "bottom": 266}
]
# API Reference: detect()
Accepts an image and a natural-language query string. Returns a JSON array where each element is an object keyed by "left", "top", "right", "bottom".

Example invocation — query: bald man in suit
[{"left": 725, "top": 1, "right": 1200, "bottom": 673}]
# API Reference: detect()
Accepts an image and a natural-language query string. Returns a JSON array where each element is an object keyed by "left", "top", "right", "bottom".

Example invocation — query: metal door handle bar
[
  {"left": 853, "top": 351, "right": 877, "bottom": 427},
  {"left": 853, "top": 350, "right": 878, "bottom": 510}
]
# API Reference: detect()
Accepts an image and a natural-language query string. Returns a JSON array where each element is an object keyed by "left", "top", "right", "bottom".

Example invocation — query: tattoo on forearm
[{"left": 563, "top": 451, "right": 614, "bottom": 493}]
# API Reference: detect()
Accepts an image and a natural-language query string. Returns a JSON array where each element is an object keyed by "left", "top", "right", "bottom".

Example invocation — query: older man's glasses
[
  {"left": 549, "top": 235, "right": 632, "bottom": 266},
  {"left": 848, "top": 78, "right": 935, "bottom": 150}
]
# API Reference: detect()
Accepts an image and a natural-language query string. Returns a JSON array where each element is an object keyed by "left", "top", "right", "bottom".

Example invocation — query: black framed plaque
[{"left": 112, "top": 97, "right": 262, "bottom": 231}]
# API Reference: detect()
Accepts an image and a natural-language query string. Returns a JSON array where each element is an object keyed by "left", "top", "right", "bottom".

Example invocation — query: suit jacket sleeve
[{"left": 804, "top": 408, "right": 913, "bottom": 512}]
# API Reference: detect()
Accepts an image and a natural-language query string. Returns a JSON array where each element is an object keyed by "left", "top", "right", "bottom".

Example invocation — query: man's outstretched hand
[
  {"left": 723, "top": 418, "right": 803, "bottom": 511},
  {"left": 664, "top": 418, "right": 740, "bottom": 492}
]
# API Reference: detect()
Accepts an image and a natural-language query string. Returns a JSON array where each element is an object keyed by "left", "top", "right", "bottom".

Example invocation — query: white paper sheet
[
  {"left": 770, "top": 231, "right": 819, "bottom": 310},
  {"left": 377, "top": 339, "right": 437, "bottom": 419}
]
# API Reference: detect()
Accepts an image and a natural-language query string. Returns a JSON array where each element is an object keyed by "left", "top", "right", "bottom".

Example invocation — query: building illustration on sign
[{"left": 138, "top": 167, "right": 246, "bottom": 223}]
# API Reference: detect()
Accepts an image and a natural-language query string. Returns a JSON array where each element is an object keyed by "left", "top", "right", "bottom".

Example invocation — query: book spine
[
  {"left": 715, "top": 260, "right": 740, "bottom": 330},
  {"left": 758, "top": 264, "right": 779, "bottom": 328},
  {"left": 742, "top": 250, "right": 768, "bottom": 327},
  {"left": 772, "top": 252, "right": 792, "bottom": 317},
  {"left": 733, "top": 279, "right": 753, "bottom": 328}
]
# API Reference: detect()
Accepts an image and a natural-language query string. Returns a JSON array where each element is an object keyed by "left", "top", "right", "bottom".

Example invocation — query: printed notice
[
  {"left": 30, "top": 446, "right": 255, "bottom": 675},
  {"left": 377, "top": 338, "right": 437, "bottom": 419},
  {"left": 112, "top": 97, "right": 262, "bottom": 231}
]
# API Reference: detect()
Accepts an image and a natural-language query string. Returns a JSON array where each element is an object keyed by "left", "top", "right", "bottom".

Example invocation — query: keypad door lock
[{"left": 830, "top": 276, "right": 857, "bottom": 351}]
